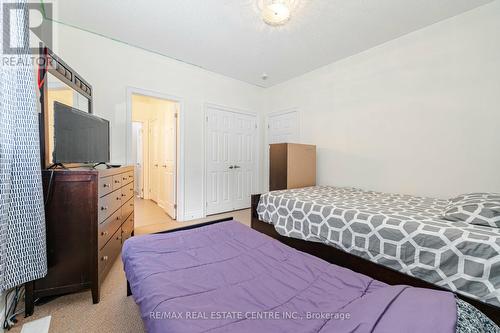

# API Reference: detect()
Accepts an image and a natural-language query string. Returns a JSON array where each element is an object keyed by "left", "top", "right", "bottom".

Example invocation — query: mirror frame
[{"left": 38, "top": 45, "right": 93, "bottom": 169}]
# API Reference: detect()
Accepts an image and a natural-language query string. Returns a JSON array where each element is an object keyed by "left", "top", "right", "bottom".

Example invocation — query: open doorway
[{"left": 131, "top": 94, "right": 179, "bottom": 226}]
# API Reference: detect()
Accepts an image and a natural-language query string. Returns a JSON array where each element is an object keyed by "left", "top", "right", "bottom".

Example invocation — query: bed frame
[
  {"left": 250, "top": 194, "right": 500, "bottom": 325},
  {"left": 124, "top": 208, "right": 500, "bottom": 325}
]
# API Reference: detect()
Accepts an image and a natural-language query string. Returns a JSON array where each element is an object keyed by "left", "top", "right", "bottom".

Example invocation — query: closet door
[
  {"left": 206, "top": 108, "right": 235, "bottom": 215},
  {"left": 232, "top": 113, "right": 257, "bottom": 210},
  {"left": 206, "top": 107, "right": 257, "bottom": 215}
]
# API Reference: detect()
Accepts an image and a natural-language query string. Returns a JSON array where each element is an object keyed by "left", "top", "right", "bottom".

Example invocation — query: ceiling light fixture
[{"left": 262, "top": 0, "right": 291, "bottom": 26}]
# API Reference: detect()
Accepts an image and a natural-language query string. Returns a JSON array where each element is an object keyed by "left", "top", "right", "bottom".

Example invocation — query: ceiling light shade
[{"left": 262, "top": 0, "right": 291, "bottom": 26}]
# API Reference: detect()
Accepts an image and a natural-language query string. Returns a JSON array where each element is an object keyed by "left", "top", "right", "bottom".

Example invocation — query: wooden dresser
[
  {"left": 269, "top": 143, "right": 316, "bottom": 191},
  {"left": 25, "top": 166, "right": 134, "bottom": 316}
]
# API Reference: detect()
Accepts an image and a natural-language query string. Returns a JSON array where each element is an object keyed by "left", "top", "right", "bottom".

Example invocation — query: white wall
[
  {"left": 264, "top": 1, "right": 500, "bottom": 198},
  {"left": 52, "top": 1, "right": 500, "bottom": 210},
  {"left": 52, "top": 24, "right": 264, "bottom": 220}
]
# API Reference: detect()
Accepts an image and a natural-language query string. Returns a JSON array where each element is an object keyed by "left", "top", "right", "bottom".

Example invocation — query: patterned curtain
[{"left": 0, "top": 0, "right": 47, "bottom": 291}]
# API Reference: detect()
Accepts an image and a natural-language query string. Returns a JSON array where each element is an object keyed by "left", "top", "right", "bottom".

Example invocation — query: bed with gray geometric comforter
[{"left": 257, "top": 186, "right": 500, "bottom": 308}]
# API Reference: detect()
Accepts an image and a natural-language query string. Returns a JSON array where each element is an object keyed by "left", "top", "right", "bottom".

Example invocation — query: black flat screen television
[{"left": 53, "top": 101, "right": 110, "bottom": 164}]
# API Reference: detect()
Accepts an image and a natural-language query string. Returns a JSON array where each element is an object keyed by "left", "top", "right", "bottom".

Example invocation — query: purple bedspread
[{"left": 122, "top": 221, "right": 457, "bottom": 333}]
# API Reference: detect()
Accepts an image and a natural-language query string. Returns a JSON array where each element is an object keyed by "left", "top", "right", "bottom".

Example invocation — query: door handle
[
  {"left": 234, "top": 165, "right": 241, "bottom": 169},
  {"left": 228, "top": 166, "right": 234, "bottom": 169},
  {"left": 162, "top": 164, "right": 167, "bottom": 168}
]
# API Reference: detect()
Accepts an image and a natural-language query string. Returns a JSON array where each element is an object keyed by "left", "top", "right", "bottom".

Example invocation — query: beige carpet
[{"left": 12, "top": 207, "right": 251, "bottom": 333}]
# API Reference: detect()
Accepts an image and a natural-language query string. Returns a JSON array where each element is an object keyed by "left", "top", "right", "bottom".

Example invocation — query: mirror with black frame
[{"left": 45, "top": 72, "right": 92, "bottom": 167}]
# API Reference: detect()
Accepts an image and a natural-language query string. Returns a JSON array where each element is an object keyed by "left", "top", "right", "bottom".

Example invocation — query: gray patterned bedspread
[{"left": 257, "top": 186, "right": 500, "bottom": 308}]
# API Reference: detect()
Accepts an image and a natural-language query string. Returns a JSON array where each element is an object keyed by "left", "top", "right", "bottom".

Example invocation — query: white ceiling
[{"left": 49, "top": 0, "right": 493, "bottom": 87}]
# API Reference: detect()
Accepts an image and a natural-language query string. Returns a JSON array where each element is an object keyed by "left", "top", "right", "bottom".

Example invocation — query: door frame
[
  {"left": 264, "top": 108, "right": 300, "bottom": 192},
  {"left": 125, "top": 87, "right": 185, "bottom": 221},
  {"left": 131, "top": 121, "right": 144, "bottom": 198},
  {"left": 203, "top": 103, "right": 260, "bottom": 217}
]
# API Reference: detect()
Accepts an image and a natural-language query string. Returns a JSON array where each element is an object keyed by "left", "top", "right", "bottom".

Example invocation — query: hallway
[{"left": 133, "top": 197, "right": 251, "bottom": 235}]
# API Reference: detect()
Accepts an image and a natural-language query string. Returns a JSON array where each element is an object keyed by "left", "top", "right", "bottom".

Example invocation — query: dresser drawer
[
  {"left": 98, "top": 190, "right": 122, "bottom": 223},
  {"left": 121, "top": 181, "right": 134, "bottom": 203},
  {"left": 98, "top": 207, "right": 122, "bottom": 250},
  {"left": 125, "top": 171, "right": 134, "bottom": 184},
  {"left": 120, "top": 171, "right": 134, "bottom": 185},
  {"left": 119, "top": 173, "right": 128, "bottom": 185},
  {"left": 98, "top": 228, "right": 122, "bottom": 275},
  {"left": 112, "top": 175, "right": 122, "bottom": 190},
  {"left": 98, "top": 176, "right": 113, "bottom": 197},
  {"left": 121, "top": 214, "right": 134, "bottom": 243},
  {"left": 122, "top": 197, "right": 134, "bottom": 220}
]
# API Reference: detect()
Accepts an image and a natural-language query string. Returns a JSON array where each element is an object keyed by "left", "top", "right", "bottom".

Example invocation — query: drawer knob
[
  {"left": 102, "top": 256, "right": 108, "bottom": 261},
  {"left": 101, "top": 206, "right": 108, "bottom": 211},
  {"left": 116, "top": 197, "right": 121, "bottom": 200},
  {"left": 114, "top": 180, "right": 120, "bottom": 183},
  {"left": 103, "top": 184, "right": 109, "bottom": 188},
  {"left": 116, "top": 236, "right": 120, "bottom": 240},
  {"left": 129, "top": 175, "right": 133, "bottom": 178},
  {"left": 121, "top": 193, "right": 126, "bottom": 197},
  {"left": 116, "top": 216, "right": 120, "bottom": 221},
  {"left": 101, "top": 231, "right": 109, "bottom": 236},
  {"left": 123, "top": 177, "right": 127, "bottom": 180},
  {"left": 129, "top": 188, "right": 133, "bottom": 191},
  {"left": 130, "top": 203, "right": 133, "bottom": 207}
]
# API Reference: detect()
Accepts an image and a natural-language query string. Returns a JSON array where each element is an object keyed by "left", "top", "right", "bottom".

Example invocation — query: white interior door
[
  {"left": 206, "top": 109, "right": 234, "bottom": 215},
  {"left": 267, "top": 110, "right": 299, "bottom": 144},
  {"left": 158, "top": 111, "right": 167, "bottom": 209},
  {"left": 131, "top": 122, "right": 143, "bottom": 197},
  {"left": 232, "top": 113, "right": 256, "bottom": 210},
  {"left": 149, "top": 118, "right": 160, "bottom": 203},
  {"left": 160, "top": 105, "right": 177, "bottom": 219},
  {"left": 206, "top": 107, "right": 257, "bottom": 215}
]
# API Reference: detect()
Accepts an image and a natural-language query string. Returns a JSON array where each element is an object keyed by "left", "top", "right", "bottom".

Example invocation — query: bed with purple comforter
[{"left": 122, "top": 220, "right": 499, "bottom": 333}]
